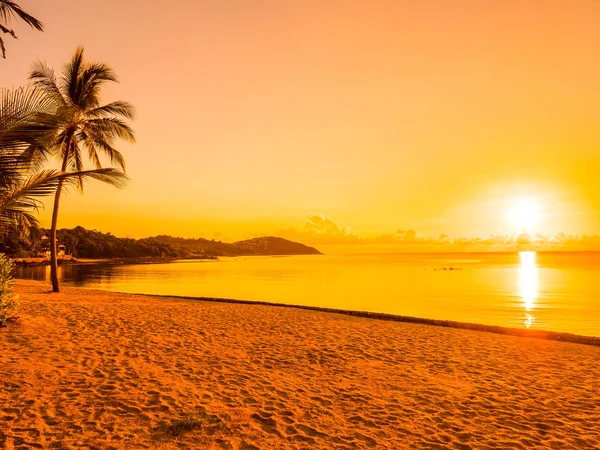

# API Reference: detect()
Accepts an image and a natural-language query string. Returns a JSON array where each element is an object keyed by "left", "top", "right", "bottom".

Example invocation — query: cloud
[
  {"left": 305, "top": 215, "right": 352, "bottom": 236},
  {"left": 276, "top": 216, "right": 600, "bottom": 251},
  {"left": 277, "top": 215, "right": 359, "bottom": 244}
]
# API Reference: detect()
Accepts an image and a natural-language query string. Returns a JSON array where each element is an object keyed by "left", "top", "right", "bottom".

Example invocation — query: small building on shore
[{"left": 41, "top": 236, "right": 69, "bottom": 258}]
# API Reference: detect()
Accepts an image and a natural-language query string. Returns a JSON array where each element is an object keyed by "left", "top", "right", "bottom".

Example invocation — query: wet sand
[{"left": 1, "top": 281, "right": 599, "bottom": 449}]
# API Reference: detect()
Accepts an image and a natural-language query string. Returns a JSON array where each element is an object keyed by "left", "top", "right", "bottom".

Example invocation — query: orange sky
[{"left": 2, "top": 0, "right": 600, "bottom": 241}]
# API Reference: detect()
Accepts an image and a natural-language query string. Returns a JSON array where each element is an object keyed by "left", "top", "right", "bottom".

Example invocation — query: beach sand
[{"left": 1, "top": 281, "right": 599, "bottom": 449}]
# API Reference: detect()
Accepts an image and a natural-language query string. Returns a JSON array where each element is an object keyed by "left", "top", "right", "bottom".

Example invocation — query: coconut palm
[
  {"left": 0, "top": 86, "right": 127, "bottom": 240},
  {"left": 0, "top": 86, "right": 57, "bottom": 223},
  {"left": 0, "top": 0, "right": 43, "bottom": 58},
  {"left": 29, "top": 47, "right": 135, "bottom": 292}
]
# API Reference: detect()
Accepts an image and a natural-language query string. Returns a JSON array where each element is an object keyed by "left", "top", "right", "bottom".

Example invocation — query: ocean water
[{"left": 15, "top": 250, "right": 600, "bottom": 337}]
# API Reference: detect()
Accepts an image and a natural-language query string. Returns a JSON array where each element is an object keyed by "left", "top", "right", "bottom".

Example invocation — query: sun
[{"left": 508, "top": 197, "right": 542, "bottom": 232}]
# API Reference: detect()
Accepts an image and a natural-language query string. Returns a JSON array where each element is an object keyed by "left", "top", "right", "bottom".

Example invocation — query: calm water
[{"left": 16, "top": 251, "right": 600, "bottom": 337}]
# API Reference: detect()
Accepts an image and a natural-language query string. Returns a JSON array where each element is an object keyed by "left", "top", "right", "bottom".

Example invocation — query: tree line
[{"left": 0, "top": 225, "right": 321, "bottom": 260}]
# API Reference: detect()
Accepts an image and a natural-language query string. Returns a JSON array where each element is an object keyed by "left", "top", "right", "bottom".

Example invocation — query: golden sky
[{"left": 2, "top": 0, "right": 600, "bottom": 241}]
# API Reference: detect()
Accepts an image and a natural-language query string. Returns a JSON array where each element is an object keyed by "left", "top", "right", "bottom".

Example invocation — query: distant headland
[{"left": 2, "top": 226, "right": 321, "bottom": 265}]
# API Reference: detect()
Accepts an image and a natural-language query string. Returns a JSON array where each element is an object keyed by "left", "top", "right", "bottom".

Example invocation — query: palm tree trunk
[
  {"left": 49, "top": 135, "right": 71, "bottom": 292},
  {"left": 49, "top": 177, "right": 65, "bottom": 292}
]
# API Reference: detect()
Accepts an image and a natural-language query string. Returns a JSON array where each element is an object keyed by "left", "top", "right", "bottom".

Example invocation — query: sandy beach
[{"left": 1, "top": 281, "right": 599, "bottom": 449}]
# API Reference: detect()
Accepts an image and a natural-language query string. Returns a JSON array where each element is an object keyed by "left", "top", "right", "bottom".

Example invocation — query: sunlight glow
[
  {"left": 519, "top": 251, "right": 538, "bottom": 328},
  {"left": 509, "top": 197, "right": 542, "bottom": 232},
  {"left": 524, "top": 313, "right": 534, "bottom": 329}
]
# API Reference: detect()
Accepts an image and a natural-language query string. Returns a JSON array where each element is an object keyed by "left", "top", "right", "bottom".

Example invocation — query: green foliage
[
  {"left": 140, "top": 235, "right": 321, "bottom": 257},
  {"left": 55, "top": 227, "right": 179, "bottom": 259},
  {"left": 0, "top": 226, "right": 321, "bottom": 259},
  {"left": 0, "top": 227, "right": 25, "bottom": 255},
  {"left": 0, "top": 253, "right": 18, "bottom": 327}
]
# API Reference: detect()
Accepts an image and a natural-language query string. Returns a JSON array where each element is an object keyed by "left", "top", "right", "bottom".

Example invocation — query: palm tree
[
  {"left": 29, "top": 47, "right": 135, "bottom": 292},
  {"left": 0, "top": 0, "right": 43, "bottom": 58},
  {"left": 0, "top": 86, "right": 58, "bottom": 231},
  {"left": 0, "top": 86, "right": 127, "bottom": 241}
]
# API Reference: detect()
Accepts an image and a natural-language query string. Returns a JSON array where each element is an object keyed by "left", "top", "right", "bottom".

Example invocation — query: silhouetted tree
[
  {"left": 30, "top": 47, "right": 134, "bottom": 292},
  {"left": 0, "top": 87, "right": 126, "bottom": 241}
]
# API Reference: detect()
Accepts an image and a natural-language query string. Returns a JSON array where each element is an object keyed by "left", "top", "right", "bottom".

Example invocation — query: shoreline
[
  {"left": 126, "top": 291, "right": 600, "bottom": 347},
  {"left": 10, "top": 279, "right": 600, "bottom": 346},
  {"left": 13, "top": 256, "right": 210, "bottom": 267},
  {"left": 13, "top": 253, "right": 325, "bottom": 268}
]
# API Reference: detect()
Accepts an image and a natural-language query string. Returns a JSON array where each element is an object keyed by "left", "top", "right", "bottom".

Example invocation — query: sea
[{"left": 15, "top": 249, "right": 600, "bottom": 337}]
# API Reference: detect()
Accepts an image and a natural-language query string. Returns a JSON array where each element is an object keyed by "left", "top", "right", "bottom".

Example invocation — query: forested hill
[
  {"left": 0, "top": 226, "right": 321, "bottom": 259},
  {"left": 139, "top": 235, "right": 322, "bottom": 258}
]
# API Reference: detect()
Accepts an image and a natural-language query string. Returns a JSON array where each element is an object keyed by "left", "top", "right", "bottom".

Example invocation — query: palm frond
[
  {"left": 0, "top": 30, "right": 7, "bottom": 59},
  {"left": 76, "top": 130, "right": 103, "bottom": 169},
  {"left": 0, "top": 22, "right": 16, "bottom": 58},
  {"left": 78, "top": 63, "right": 118, "bottom": 109},
  {"left": 72, "top": 168, "right": 129, "bottom": 190},
  {"left": 85, "top": 118, "right": 135, "bottom": 143},
  {"left": 78, "top": 126, "right": 127, "bottom": 171},
  {"left": 0, "top": 205, "right": 39, "bottom": 230},
  {"left": 15, "top": 141, "right": 51, "bottom": 172},
  {"left": 86, "top": 101, "right": 135, "bottom": 120},
  {"left": 0, "top": 168, "right": 128, "bottom": 234},
  {"left": 0, "top": 1, "right": 43, "bottom": 30},
  {"left": 0, "top": 0, "right": 43, "bottom": 58},
  {"left": 29, "top": 61, "right": 69, "bottom": 107},
  {"left": 0, "top": 213, "right": 40, "bottom": 242},
  {"left": 0, "top": 170, "right": 60, "bottom": 231},
  {"left": 1, "top": 168, "right": 129, "bottom": 217},
  {"left": 62, "top": 46, "right": 86, "bottom": 106},
  {"left": 0, "top": 86, "right": 58, "bottom": 133},
  {"left": 0, "top": 153, "right": 26, "bottom": 191},
  {"left": 0, "top": 22, "right": 15, "bottom": 37},
  {"left": 67, "top": 142, "right": 85, "bottom": 191},
  {"left": 0, "top": 87, "right": 60, "bottom": 181}
]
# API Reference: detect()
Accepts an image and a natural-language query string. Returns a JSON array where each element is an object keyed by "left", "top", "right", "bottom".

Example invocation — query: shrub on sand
[
  {"left": 0, "top": 253, "right": 19, "bottom": 326},
  {"left": 163, "top": 415, "right": 204, "bottom": 437},
  {"left": 159, "top": 409, "right": 225, "bottom": 438}
]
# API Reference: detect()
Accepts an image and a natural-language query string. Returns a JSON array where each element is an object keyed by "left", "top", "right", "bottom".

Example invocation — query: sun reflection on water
[{"left": 519, "top": 251, "right": 538, "bottom": 328}]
